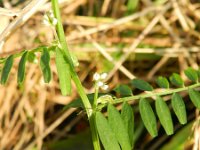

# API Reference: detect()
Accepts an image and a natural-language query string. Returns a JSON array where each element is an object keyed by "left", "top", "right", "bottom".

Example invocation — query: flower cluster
[
  {"left": 93, "top": 72, "right": 109, "bottom": 90},
  {"left": 43, "top": 10, "right": 57, "bottom": 26}
]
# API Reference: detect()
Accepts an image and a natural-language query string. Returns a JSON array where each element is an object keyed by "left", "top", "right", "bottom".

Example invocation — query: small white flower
[
  {"left": 93, "top": 73, "right": 100, "bottom": 81},
  {"left": 43, "top": 19, "right": 51, "bottom": 26},
  {"left": 93, "top": 72, "right": 109, "bottom": 90},
  {"left": 49, "top": 11, "right": 54, "bottom": 18},
  {"left": 52, "top": 18, "right": 58, "bottom": 25},
  {"left": 43, "top": 11, "right": 57, "bottom": 27},
  {"left": 100, "top": 73, "right": 107, "bottom": 80},
  {"left": 43, "top": 14, "right": 49, "bottom": 20},
  {"left": 101, "top": 84, "right": 109, "bottom": 90},
  {"left": 97, "top": 81, "right": 104, "bottom": 87}
]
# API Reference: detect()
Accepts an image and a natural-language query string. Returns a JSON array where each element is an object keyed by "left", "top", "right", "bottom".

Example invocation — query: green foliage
[
  {"left": 40, "top": 47, "right": 52, "bottom": 83},
  {"left": 170, "top": 73, "right": 184, "bottom": 87},
  {"left": 17, "top": 51, "right": 28, "bottom": 84},
  {"left": 95, "top": 112, "right": 121, "bottom": 150},
  {"left": 27, "top": 52, "right": 36, "bottom": 63},
  {"left": 1, "top": 55, "right": 14, "bottom": 84},
  {"left": 156, "top": 76, "right": 169, "bottom": 89},
  {"left": 160, "top": 122, "right": 193, "bottom": 150},
  {"left": 188, "top": 88, "right": 200, "bottom": 110},
  {"left": 184, "top": 67, "right": 198, "bottom": 83},
  {"left": 131, "top": 79, "right": 153, "bottom": 91},
  {"left": 155, "top": 96, "right": 174, "bottom": 135},
  {"left": 171, "top": 93, "right": 187, "bottom": 124},
  {"left": 139, "top": 98, "right": 158, "bottom": 137},
  {"left": 46, "top": 129, "right": 93, "bottom": 150},
  {"left": 108, "top": 104, "right": 132, "bottom": 150},
  {"left": 63, "top": 93, "right": 105, "bottom": 110},
  {"left": 114, "top": 84, "right": 133, "bottom": 97},
  {"left": 55, "top": 47, "right": 71, "bottom": 95},
  {"left": 121, "top": 102, "right": 134, "bottom": 147},
  {"left": 126, "top": 0, "right": 139, "bottom": 14}
]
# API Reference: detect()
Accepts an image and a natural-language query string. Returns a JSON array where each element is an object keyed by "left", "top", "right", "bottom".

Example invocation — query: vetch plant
[{"left": 1, "top": 0, "right": 200, "bottom": 149}]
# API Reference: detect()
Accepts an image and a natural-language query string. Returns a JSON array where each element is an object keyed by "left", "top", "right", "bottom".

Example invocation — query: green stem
[
  {"left": 93, "top": 84, "right": 99, "bottom": 109},
  {"left": 51, "top": 0, "right": 91, "bottom": 117},
  {"left": 51, "top": 0, "right": 100, "bottom": 149},
  {"left": 98, "top": 82, "right": 200, "bottom": 109}
]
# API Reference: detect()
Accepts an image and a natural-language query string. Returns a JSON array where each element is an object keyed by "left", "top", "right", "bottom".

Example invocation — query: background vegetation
[{"left": 0, "top": 0, "right": 200, "bottom": 149}]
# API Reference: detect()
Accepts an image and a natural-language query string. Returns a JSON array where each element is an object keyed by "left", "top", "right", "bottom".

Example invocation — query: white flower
[
  {"left": 43, "top": 11, "right": 57, "bottom": 26},
  {"left": 93, "top": 73, "right": 100, "bottom": 81},
  {"left": 101, "top": 84, "right": 109, "bottom": 90},
  {"left": 97, "top": 81, "right": 104, "bottom": 87},
  {"left": 100, "top": 73, "right": 107, "bottom": 80},
  {"left": 49, "top": 10, "right": 54, "bottom": 18},
  {"left": 93, "top": 72, "right": 109, "bottom": 90},
  {"left": 43, "top": 19, "right": 50, "bottom": 26},
  {"left": 52, "top": 18, "right": 58, "bottom": 25}
]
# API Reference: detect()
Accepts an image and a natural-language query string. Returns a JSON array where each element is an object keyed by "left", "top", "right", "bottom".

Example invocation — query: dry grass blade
[{"left": 77, "top": 25, "right": 136, "bottom": 80}]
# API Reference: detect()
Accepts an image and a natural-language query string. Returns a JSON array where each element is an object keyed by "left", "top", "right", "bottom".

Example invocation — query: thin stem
[
  {"left": 93, "top": 83, "right": 99, "bottom": 109},
  {"left": 51, "top": 0, "right": 100, "bottom": 149},
  {"left": 98, "top": 82, "right": 200, "bottom": 109},
  {"left": 51, "top": 0, "right": 92, "bottom": 117}
]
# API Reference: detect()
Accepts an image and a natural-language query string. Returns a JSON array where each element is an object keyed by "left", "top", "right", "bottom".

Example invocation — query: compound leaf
[{"left": 139, "top": 98, "right": 158, "bottom": 137}]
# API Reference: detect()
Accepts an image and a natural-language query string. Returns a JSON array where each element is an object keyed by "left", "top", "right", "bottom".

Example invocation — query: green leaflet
[
  {"left": 171, "top": 93, "right": 187, "bottom": 124},
  {"left": 188, "top": 88, "right": 200, "bottom": 110},
  {"left": 114, "top": 84, "right": 133, "bottom": 97},
  {"left": 155, "top": 96, "right": 174, "bottom": 135},
  {"left": 170, "top": 73, "right": 184, "bottom": 87},
  {"left": 197, "top": 69, "right": 200, "bottom": 78},
  {"left": 184, "top": 67, "right": 198, "bottom": 83},
  {"left": 95, "top": 112, "right": 120, "bottom": 150},
  {"left": 160, "top": 122, "right": 193, "bottom": 150},
  {"left": 108, "top": 104, "right": 132, "bottom": 150},
  {"left": 156, "top": 76, "right": 169, "bottom": 89},
  {"left": 131, "top": 79, "right": 153, "bottom": 91},
  {"left": 17, "top": 51, "right": 28, "bottom": 84},
  {"left": 40, "top": 47, "right": 51, "bottom": 83},
  {"left": 27, "top": 52, "right": 37, "bottom": 63},
  {"left": 1, "top": 55, "right": 14, "bottom": 84},
  {"left": 55, "top": 47, "right": 71, "bottom": 96},
  {"left": 121, "top": 102, "right": 134, "bottom": 147},
  {"left": 139, "top": 98, "right": 158, "bottom": 137}
]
